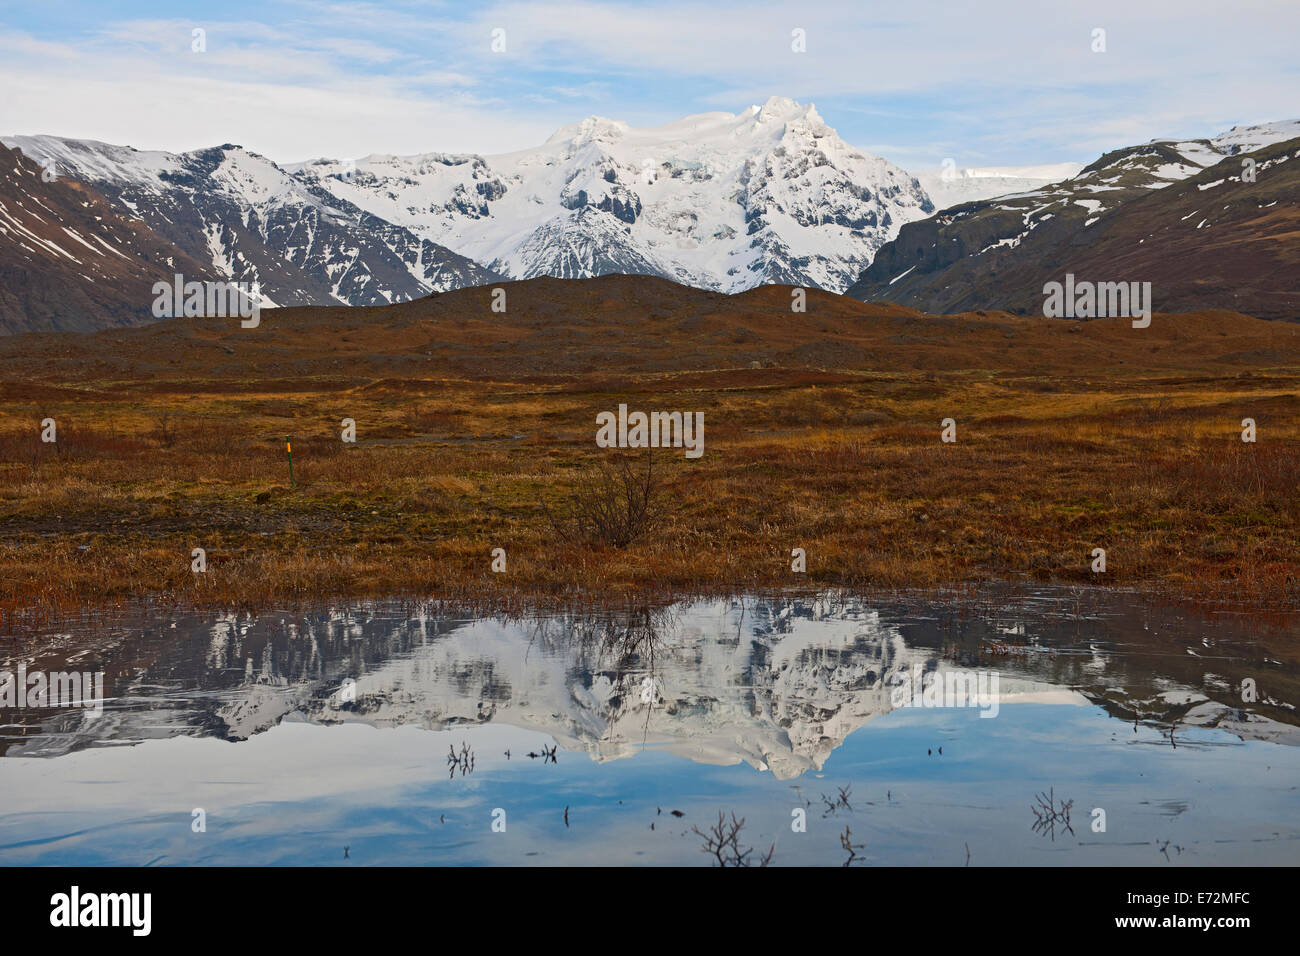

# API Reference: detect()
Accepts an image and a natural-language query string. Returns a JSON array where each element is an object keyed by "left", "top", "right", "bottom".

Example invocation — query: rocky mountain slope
[
  {"left": 848, "top": 121, "right": 1300, "bottom": 319},
  {"left": 2, "top": 135, "right": 502, "bottom": 312},
  {"left": 1, "top": 100, "right": 934, "bottom": 328},
  {"left": 0, "top": 142, "right": 217, "bottom": 334},
  {"left": 5, "top": 111, "right": 1297, "bottom": 332}
]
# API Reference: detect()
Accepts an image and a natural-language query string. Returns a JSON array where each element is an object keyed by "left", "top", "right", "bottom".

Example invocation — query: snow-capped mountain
[
  {"left": 5, "top": 109, "right": 1294, "bottom": 329},
  {"left": 915, "top": 162, "right": 1084, "bottom": 212},
  {"left": 292, "top": 97, "right": 935, "bottom": 294},
  {"left": 1208, "top": 118, "right": 1300, "bottom": 155},
  {"left": 849, "top": 118, "right": 1300, "bottom": 317},
  {"left": 1, "top": 135, "right": 502, "bottom": 309}
]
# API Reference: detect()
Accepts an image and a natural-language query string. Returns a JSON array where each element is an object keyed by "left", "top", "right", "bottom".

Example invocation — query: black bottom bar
[{"left": 3, "top": 865, "right": 1278, "bottom": 941}]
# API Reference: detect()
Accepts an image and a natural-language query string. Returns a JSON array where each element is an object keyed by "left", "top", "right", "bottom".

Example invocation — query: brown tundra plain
[{"left": 1, "top": 275, "right": 1298, "bottom": 624}]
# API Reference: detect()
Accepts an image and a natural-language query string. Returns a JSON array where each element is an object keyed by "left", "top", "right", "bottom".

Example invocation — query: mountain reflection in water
[{"left": 0, "top": 588, "right": 1296, "bottom": 866}]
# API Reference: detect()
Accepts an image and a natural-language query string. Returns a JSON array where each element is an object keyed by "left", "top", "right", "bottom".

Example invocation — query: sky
[{"left": 1, "top": 0, "right": 1297, "bottom": 172}]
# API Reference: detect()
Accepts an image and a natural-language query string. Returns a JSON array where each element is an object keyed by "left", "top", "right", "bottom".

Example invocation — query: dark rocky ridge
[
  {"left": 848, "top": 137, "right": 1300, "bottom": 321},
  {"left": 0, "top": 143, "right": 217, "bottom": 335}
]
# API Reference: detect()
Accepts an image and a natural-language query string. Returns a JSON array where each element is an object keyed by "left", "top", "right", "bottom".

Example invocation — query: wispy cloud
[{"left": 0, "top": 0, "right": 1295, "bottom": 168}]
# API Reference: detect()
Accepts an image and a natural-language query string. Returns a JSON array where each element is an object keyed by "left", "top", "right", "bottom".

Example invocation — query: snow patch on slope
[{"left": 292, "top": 97, "right": 934, "bottom": 293}]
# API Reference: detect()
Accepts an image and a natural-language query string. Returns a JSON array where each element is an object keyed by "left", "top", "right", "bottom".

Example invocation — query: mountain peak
[
  {"left": 296, "top": 100, "right": 928, "bottom": 294},
  {"left": 545, "top": 115, "right": 629, "bottom": 146},
  {"left": 752, "top": 96, "right": 820, "bottom": 125}
]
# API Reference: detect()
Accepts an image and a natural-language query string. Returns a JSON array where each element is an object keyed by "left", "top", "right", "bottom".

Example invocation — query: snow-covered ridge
[
  {"left": 1208, "top": 119, "right": 1300, "bottom": 154},
  {"left": 916, "top": 162, "right": 1086, "bottom": 211},
  {"left": 5, "top": 113, "right": 1296, "bottom": 308},
  {"left": 290, "top": 96, "right": 935, "bottom": 293},
  {"left": 914, "top": 118, "right": 1300, "bottom": 215},
  {"left": 938, "top": 119, "right": 1300, "bottom": 250},
  {"left": 0, "top": 135, "right": 500, "bottom": 307}
]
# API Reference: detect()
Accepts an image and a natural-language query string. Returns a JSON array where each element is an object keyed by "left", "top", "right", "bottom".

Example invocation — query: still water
[{"left": 0, "top": 588, "right": 1296, "bottom": 866}]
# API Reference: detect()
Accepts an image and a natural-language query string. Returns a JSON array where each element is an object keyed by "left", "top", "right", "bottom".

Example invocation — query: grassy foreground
[{"left": 1, "top": 277, "right": 1298, "bottom": 621}]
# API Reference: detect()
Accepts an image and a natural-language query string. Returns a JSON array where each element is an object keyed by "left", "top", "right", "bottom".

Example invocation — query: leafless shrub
[
  {"left": 1157, "top": 440, "right": 1300, "bottom": 512},
  {"left": 546, "top": 451, "right": 661, "bottom": 547},
  {"left": 447, "top": 741, "right": 474, "bottom": 778},
  {"left": 152, "top": 411, "right": 177, "bottom": 448},
  {"left": 692, "top": 811, "right": 774, "bottom": 867},
  {"left": 525, "top": 744, "right": 557, "bottom": 763},
  {"left": 188, "top": 417, "right": 246, "bottom": 457},
  {"left": 840, "top": 825, "right": 866, "bottom": 866},
  {"left": 0, "top": 429, "right": 40, "bottom": 468},
  {"left": 821, "top": 785, "right": 853, "bottom": 817},
  {"left": 1031, "top": 786, "right": 1074, "bottom": 840}
]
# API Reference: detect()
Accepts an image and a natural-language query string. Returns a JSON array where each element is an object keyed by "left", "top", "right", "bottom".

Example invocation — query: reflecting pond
[{"left": 1, "top": 588, "right": 1297, "bottom": 865}]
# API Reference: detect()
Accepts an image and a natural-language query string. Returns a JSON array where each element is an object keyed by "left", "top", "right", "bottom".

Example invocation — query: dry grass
[{"left": 0, "top": 278, "right": 1297, "bottom": 620}]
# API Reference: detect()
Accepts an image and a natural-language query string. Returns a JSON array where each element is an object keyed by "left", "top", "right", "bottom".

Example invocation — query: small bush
[{"left": 546, "top": 451, "right": 661, "bottom": 547}]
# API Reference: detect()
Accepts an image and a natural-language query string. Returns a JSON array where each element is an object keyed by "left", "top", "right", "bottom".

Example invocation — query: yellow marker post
[{"left": 285, "top": 436, "right": 295, "bottom": 489}]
